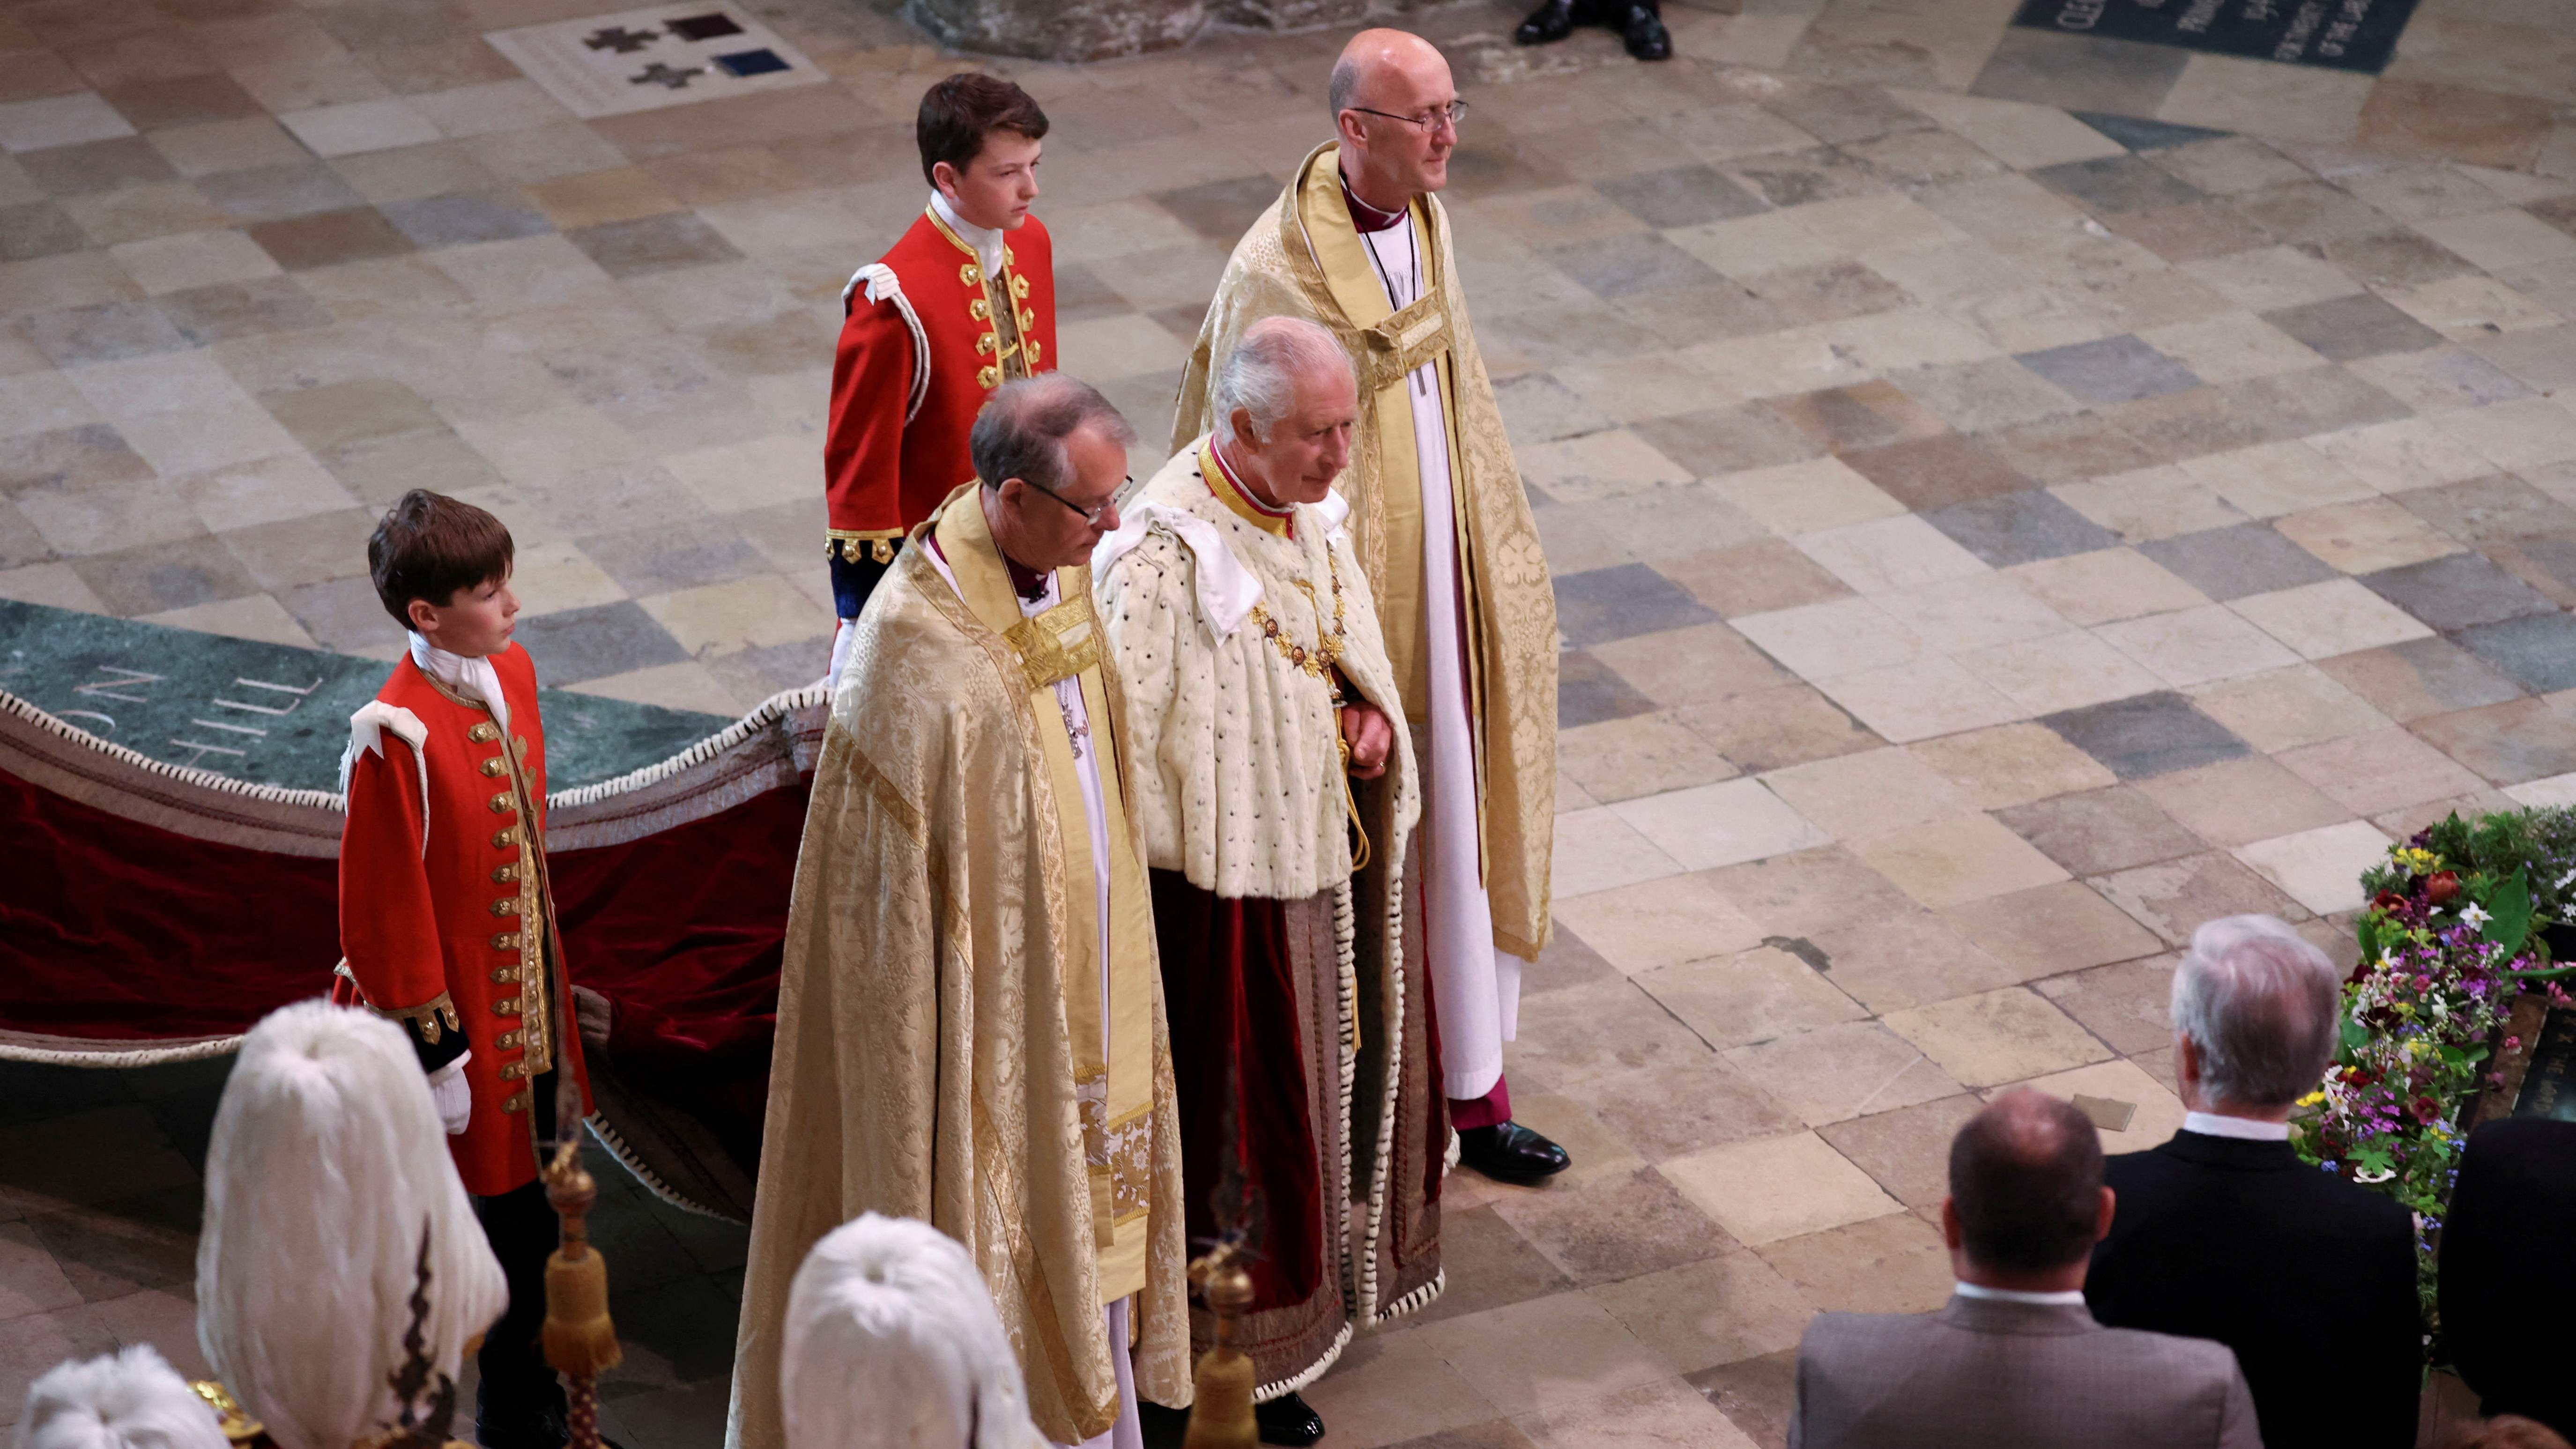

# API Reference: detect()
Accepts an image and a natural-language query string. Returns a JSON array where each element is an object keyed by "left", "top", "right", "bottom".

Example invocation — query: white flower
[
  {"left": 2357, "top": 1167, "right": 2396, "bottom": 1184},
  {"left": 2460, "top": 902, "right": 2493, "bottom": 929},
  {"left": 2555, "top": 867, "right": 2574, "bottom": 891}
]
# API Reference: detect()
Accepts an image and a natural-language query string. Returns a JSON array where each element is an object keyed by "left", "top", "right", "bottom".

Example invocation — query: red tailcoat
[
  {"left": 336, "top": 643, "right": 590, "bottom": 1198},
  {"left": 823, "top": 207, "right": 1057, "bottom": 572}
]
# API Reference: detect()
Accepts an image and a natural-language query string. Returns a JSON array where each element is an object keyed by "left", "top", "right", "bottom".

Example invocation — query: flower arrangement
[{"left": 2294, "top": 820, "right": 2574, "bottom": 1347}]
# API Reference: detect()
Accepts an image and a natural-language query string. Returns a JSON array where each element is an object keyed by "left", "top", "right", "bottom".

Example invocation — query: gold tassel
[
  {"left": 540, "top": 1139, "right": 624, "bottom": 1380},
  {"left": 1335, "top": 735, "right": 1371, "bottom": 874}
]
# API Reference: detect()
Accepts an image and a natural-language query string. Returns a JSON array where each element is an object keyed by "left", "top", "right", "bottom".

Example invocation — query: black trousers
[{"left": 472, "top": 1071, "right": 566, "bottom": 1425}]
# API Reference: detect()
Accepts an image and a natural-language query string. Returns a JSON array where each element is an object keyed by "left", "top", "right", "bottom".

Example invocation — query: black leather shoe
[
  {"left": 1459, "top": 1121, "right": 1572, "bottom": 1180},
  {"left": 1620, "top": 1, "right": 1672, "bottom": 59},
  {"left": 1514, "top": 0, "right": 1578, "bottom": 44},
  {"left": 1256, "top": 1391, "right": 1326, "bottom": 1446}
]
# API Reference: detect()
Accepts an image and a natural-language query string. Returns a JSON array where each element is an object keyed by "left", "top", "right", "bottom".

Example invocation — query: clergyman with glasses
[
  {"left": 1176, "top": 30, "right": 1571, "bottom": 1240},
  {"left": 727, "top": 374, "right": 1193, "bottom": 1449}
]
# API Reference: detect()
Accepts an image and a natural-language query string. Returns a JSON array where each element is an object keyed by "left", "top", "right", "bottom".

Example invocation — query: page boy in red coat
[
  {"left": 334, "top": 488, "right": 591, "bottom": 1449},
  {"left": 822, "top": 72, "right": 1058, "bottom": 681}
]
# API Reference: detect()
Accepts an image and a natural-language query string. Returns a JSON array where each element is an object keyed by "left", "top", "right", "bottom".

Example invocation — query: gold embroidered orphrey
[{"left": 1172, "top": 141, "right": 1559, "bottom": 959}]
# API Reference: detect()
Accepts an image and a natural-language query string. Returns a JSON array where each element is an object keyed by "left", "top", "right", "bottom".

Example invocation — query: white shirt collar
[
  {"left": 929, "top": 190, "right": 1004, "bottom": 278},
  {"left": 407, "top": 632, "right": 509, "bottom": 734},
  {"left": 1953, "top": 1282, "right": 2088, "bottom": 1306},
  {"left": 2182, "top": 1110, "right": 2292, "bottom": 1141}
]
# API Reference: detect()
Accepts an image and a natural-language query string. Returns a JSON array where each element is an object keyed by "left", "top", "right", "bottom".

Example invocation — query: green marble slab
[{"left": 0, "top": 599, "right": 733, "bottom": 794}]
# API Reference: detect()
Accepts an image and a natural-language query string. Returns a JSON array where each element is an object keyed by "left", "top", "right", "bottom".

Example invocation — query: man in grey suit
[{"left": 1791, "top": 1090, "right": 2263, "bottom": 1449}]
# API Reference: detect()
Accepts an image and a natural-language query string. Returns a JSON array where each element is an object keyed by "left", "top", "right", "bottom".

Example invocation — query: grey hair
[
  {"left": 1211, "top": 317, "right": 1352, "bottom": 444},
  {"left": 1327, "top": 56, "right": 1359, "bottom": 117},
  {"left": 970, "top": 374, "right": 1135, "bottom": 495},
  {"left": 2170, "top": 914, "right": 2344, "bottom": 1109}
]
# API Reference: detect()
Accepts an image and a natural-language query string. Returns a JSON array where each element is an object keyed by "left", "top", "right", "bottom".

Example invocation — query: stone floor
[{"left": 4, "top": 0, "right": 2575, "bottom": 1443}]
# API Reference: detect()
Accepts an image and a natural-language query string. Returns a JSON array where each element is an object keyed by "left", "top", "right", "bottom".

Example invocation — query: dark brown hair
[
  {"left": 367, "top": 489, "right": 513, "bottom": 629},
  {"left": 1949, "top": 1089, "right": 2105, "bottom": 1274},
  {"left": 2447, "top": 1419, "right": 2575, "bottom": 1449},
  {"left": 917, "top": 73, "right": 1048, "bottom": 188}
]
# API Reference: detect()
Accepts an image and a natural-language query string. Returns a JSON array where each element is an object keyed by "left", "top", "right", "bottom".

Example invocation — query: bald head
[
  {"left": 1330, "top": 29, "right": 1458, "bottom": 207},
  {"left": 1948, "top": 1089, "right": 2107, "bottom": 1276}
]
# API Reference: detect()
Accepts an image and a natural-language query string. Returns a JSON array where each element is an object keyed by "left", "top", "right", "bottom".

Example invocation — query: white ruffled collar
[{"left": 407, "top": 633, "right": 508, "bottom": 734}]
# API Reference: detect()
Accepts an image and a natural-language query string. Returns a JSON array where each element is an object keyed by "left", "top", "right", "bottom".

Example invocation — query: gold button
[
  {"left": 468, "top": 722, "right": 500, "bottom": 743},
  {"left": 977, "top": 365, "right": 999, "bottom": 389},
  {"left": 492, "top": 825, "right": 517, "bottom": 849},
  {"left": 969, "top": 297, "right": 991, "bottom": 320},
  {"left": 496, "top": 1029, "right": 523, "bottom": 1050},
  {"left": 499, "top": 1062, "right": 526, "bottom": 1081},
  {"left": 492, "top": 996, "right": 522, "bottom": 1016},
  {"left": 503, "top": 1090, "right": 530, "bottom": 1114},
  {"left": 975, "top": 331, "right": 998, "bottom": 355},
  {"left": 490, "top": 897, "right": 520, "bottom": 917},
  {"left": 958, "top": 262, "right": 981, "bottom": 286},
  {"left": 490, "top": 931, "right": 522, "bottom": 951},
  {"left": 488, "top": 791, "right": 514, "bottom": 815},
  {"left": 490, "top": 965, "right": 517, "bottom": 984},
  {"left": 480, "top": 756, "right": 506, "bottom": 778},
  {"left": 492, "top": 863, "right": 519, "bottom": 884}
]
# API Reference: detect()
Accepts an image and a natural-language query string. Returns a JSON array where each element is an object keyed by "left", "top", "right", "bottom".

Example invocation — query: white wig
[
  {"left": 15, "top": 1346, "right": 228, "bottom": 1449},
  {"left": 782, "top": 1214, "right": 1035, "bottom": 1449},
  {"left": 1211, "top": 315, "right": 1352, "bottom": 444},
  {"left": 195, "top": 1001, "right": 508, "bottom": 1449}
]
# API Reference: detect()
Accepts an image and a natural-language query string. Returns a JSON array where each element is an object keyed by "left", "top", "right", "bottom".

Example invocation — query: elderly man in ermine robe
[
  {"left": 1097, "top": 318, "right": 1440, "bottom": 1447},
  {"left": 729, "top": 375, "right": 1191, "bottom": 1449},
  {"left": 1177, "top": 30, "right": 1567, "bottom": 1182}
]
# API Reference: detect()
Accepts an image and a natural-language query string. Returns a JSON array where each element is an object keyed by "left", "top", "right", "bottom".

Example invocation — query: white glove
[{"left": 426, "top": 1051, "right": 473, "bottom": 1136}]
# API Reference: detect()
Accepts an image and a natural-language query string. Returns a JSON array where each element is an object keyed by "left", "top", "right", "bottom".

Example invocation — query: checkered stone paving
[{"left": 2, "top": 0, "right": 2572, "bottom": 1443}]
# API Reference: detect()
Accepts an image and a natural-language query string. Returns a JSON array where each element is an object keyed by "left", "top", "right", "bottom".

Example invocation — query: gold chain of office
[{"left": 1247, "top": 556, "right": 1347, "bottom": 677}]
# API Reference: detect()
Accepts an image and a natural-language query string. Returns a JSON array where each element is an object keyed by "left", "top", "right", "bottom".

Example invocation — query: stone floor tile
[
  {"left": 1760, "top": 746, "right": 1971, "bottom": 841},
  {"left": 1815, "top": 656, "right": 2027, "bottom": 744},
  {"left": 1953, "top": 629, "right": 2165, "bottom": 717},
  {"left": 2347, "top": 342, "right": 2536, "bottom": 415},
  {"left": 1797, "top": 910, "right": 2016, "bottom": 1014},
  {"left": 2235, "top": 577, "right": 2439, "bottom": 661},
  {"left": 0, "top": 1220, "right": 80, "bottom": 1321},
  {"left": 2136, "top": 313, "right": 2330, "bottom": 386},
  {"left": 1587, "top": 1253, "right": 1811, "bottom": 1380},
  {"left": 1705, "top": 457, "right": 1906, "bottom": 539},
  {"left": 1549, "top": 804, "right": 1686, "bottom": 900},
  {"left": 380, "top": 187, "right": 552, "bottom": 249},
  {"left": 2315, "top": 635, "right": 2525, "bottom": 722},
  {"left": 0, "top": 561, "right": 106, "bottom": 611},
  {"left": 157, "top": 276, "right": 332, "bottom": 346},
  {"left": 1967, "top": 31, "right": 2192, "bottom": 136},
  {"left": 2432, "top": 396, "right": 2576, "bottom": 473},
  {"left": 2227, "top": 179, "right": 2390, "bottom": 247},
  {"left": 1519, "top": 429, "right": 1693, "bottom": 504},
  {"left": 1654, "top": 538, "right": 1853, "bottom": 620},
  {"left": 2135, "top": 750, "right": 2354, "bottom": 847},
  {"left": 1559, "top": 648, "right": 1662, "bottom": 730},
  {"left": 2092, "top": 848, "right": 2309, "bottom": 947},
  {"left": 2455, "top": 610, "right": 2576, "bottom": 693},
  {"left": 2183, "top": 662, "right": 2393, "bottom": 752},
  {"left": 2416, "top": 207, "right": 2576, "bottom": 275},
  {"left": 1302, "top": 1330, "right": 1508, "bottom": 1449},
  {"left": 1997, "top": 784, "right": 2207, "bottom": 877},
  {"left": 1544, "top": 232, "right": 1725, "bottom": 303},
  {"left": 1630, "top": 405, "right": 1822, "bottom": 480},
  {"left": 1940, "top": 876, "right": 2174, "bottom": 983},
  {"left": 1639, "top": 945, "right": 1868, "bottom": 1052},
  {"left": 244, "top": 205, "right": 416, "bottom": 271},
  {"left": 1413, "top": 1292, "right": 1671, "bottom": 1418},
  {"left": 509, "top": 598, "right": 688, "bottom": 685},
  {"left": 1551, "top": 870, "right": 1766, "bottom": 977},
  {"left": 136, "top": 592, "right": 318, "bottom": 648},
  {"left": 2401, "top": 475, "right": 2576, "bottom": 547},
  {"left": 2359, "top": 550, "right": 2557, "bottom": 630},
  {"left": 2048, "top": 467, "right": 2250, "bottom": 545},
  {"left": 1689, "top": 843, "right": 1914, "bottom": 944},
  {"left": 106, "top": 228, "right": 277, "bottom": 296},
  {"left": 1685, "top": 1348, "right": 1797, "bottom": 1449},
  {"left": 1611, "top": 778, "right": 1831, "bottom": 873},
  {"left": 1406, "top": 1204, "right": 1578, "bottom": 1331},
  {"left": 566, "top": 212, "right": 743, "bottom": 279},
  {"left": 1884, "top": 356, "right": 2079, "bottom": 435},
  {"left": 1750, "top": 1210, "right": 1952, "bottom": 1316},
  {"left": 1557, "top": 710, "right": 1743, "bottom": 804},
  {"left": 2138, "top": 521, "right": 2344, "bottom": 601},
  {"left": 2262, "top": 290, "right": 2448, "bottom": 362},
  {"left": 2184, "top": 244, "right": 2367, "bottom": 313},
  {"left": 2414, "top": 696, "right": 2576, "bottom": 786},
  {"left": 1727, "top": 596, "right": 1928, "bottom": 682},
  {"left": 2032, "top": 954, "right": 2181, "bottom": 1056},
  {"left": 1718, "top": 1022, "right": 1964, "bottom": 1130},
  {"left": 2180, "top": 438, "right": 2382, "bottom": 519},
  {"left": 1853, "top": 812, "right": 2071, "bottom": 911},
  {"left": 2272, "top": 498, "right": 2465, "bottom": 574},
  {"left": 1992, "top": 1058, "right": 2188, "bottom": 1156},
  {"left": 1589, "top": 487, "right": 1771, "bottom": 564},
  {"left": 2002, "top": 546, "right": 2209, "bottom": 628},
  {"left": 1813, "top": 1093, "right": 1982, "bottom": 1211},
  {"left": 18, "top": 298, "right": 189, "bottom": 367},
  {"left": 0, "top": 201, "right": 87, "bottom": 265},
  {"left": 2233, "top": 819, "right": 2396, "bottom": 915},
  {"left": 1734, "top": 260, "right": 1911, "bottom": 330},
  {"left": 1584, "top": 1054, "right": 1811, "bottom": 1162},
  {"left": 1673, "top": 680, "right": 1879, "bottom": 771},
  {"left": 2144, "top": 135, "right": 2311, "bottom": 194},
  {"left": 1757, "top": 381, "right": 1950, "bottom": 457},
  {"left": 2101, "top": 198, "right": 2277, "bottom": 265},
  {"left": 1882, "top": 985, "right": 2109, "bottom": 1089},
  {"left": 1556, "top": 562, "right": 1723, "bottom": 649},
  {"left": 1517, "top": 1374, "right": 1765, "bottom": 1449},
  {"left": 2014, "top": 333, "right": 2201, "bottom": 406},
  {"left": 1662, "top": 1132, "right": 1904, "bottom": 1248},
  {"left": 1918, "top": 488, "right": 2123, "bottom": 570},
  {"left": 2098, "top": 600, "right": 2303, "bottom": 687},
  {"left": 277, "top": 572, "right": 405, "bottom": 654},
  {"left": 2302, "top": 417, "right": 2497, "bottom": 495},
  {"left": 1838, "top": 432, "right": 2035, "bottom": 512},
  {"left": 1493, "top": 1166, "right": 1737, "bottom": 1289}
]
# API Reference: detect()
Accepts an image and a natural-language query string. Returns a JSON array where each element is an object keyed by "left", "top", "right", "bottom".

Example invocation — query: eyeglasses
[
  {"left": 1346, "top": 100, "right": 1468, "bottom": 133},
  {"left": 1021, "top": 474, "right": 1128, "bottom": 526}
]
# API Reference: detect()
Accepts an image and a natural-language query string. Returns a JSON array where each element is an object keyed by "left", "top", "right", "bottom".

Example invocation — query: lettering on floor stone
[{"left": 2011, "top": 0, "right": 2421, "bottom": 73}]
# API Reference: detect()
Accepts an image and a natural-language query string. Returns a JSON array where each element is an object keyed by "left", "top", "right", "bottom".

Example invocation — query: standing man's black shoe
[
  {"left": 1514, "top": 0, "right": 1583, "bottom": 44},
  {"left": 1620, "top": 1, "right": 1673, "bottom": 59},
  {"left": 1459, "top": 1121, "right": 1572, "bottom": 1180},
  {"left": 1256, "top": 1390, "right": 1327, "bottom": 1446}
]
